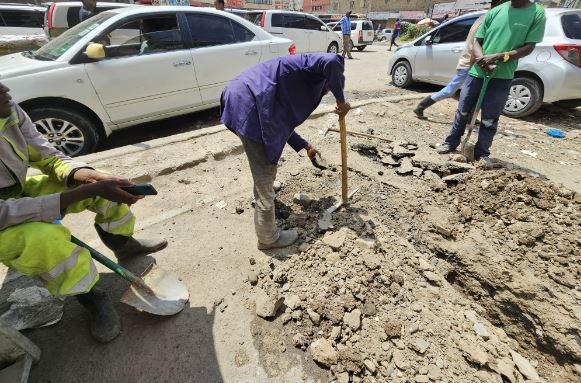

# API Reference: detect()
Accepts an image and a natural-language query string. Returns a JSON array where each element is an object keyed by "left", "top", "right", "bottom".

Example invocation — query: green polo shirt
[{"left": 470, "top": 2, "right": 546, "bottom": 80}]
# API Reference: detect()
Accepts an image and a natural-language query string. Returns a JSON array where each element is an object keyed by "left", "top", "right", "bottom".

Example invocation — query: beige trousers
[
  {"left": 342, "top": 35, "right": 353, "bottom": 58},
  {"left": 239, "top": 135, "right": 280, "bottom": 244}
]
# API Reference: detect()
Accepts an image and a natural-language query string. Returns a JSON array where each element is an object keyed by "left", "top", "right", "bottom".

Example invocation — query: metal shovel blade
[{"left": 121, "top": 263, "right": 189, "bottom": 316}]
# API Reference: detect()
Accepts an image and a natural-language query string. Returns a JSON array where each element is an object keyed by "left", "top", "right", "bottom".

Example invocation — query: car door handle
[
  {"left": 173, "top": 59, "right": 192, "bottom": 67},
  {"left": 245, "top": 50, "right": 258, "bottom": 56},
  {"left": 451, "top": 47, "right": 463, "bottom": 53}
]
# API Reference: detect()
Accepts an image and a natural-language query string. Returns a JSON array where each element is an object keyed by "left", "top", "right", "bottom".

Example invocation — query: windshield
[
  {"left": 34, "top": 12, "right": 113, "bottom": 61},
  {"left": 562, "top": 14, "right": 581, "bottom": 40}
]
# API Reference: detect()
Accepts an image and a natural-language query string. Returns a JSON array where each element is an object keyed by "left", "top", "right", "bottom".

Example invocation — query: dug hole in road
[{"left": 1, "top": 46, "right": 580, "bottom": 383}]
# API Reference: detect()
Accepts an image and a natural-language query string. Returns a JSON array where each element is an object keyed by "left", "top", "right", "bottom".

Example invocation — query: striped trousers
[{"left": 0, "top": 175, "right": 135, "bottom": 297}]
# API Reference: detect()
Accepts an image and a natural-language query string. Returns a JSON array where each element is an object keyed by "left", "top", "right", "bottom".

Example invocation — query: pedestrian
[
  {"left": 388, "top": 17, "right": 401, "bottom": 51},
  {"left": 214, "top": 0, "right": 225, "bottom": 11},
  {"left": 79, "top": 0, "right": 97, "bottom": 22},
  {"left": 413, "top": 16, "right": 484, "bottom": 119},
  {"left": 340, "top": 11, "right": 353, "bottom": 59},
  {"left": 436, "top": 0, "right": 546, "bottom": 165},
  {"left": 0, "top": 82, "right": 167, "bottom": 343},
  {"left": 220, "top": 54, "right": 350, "bottom": 250}
]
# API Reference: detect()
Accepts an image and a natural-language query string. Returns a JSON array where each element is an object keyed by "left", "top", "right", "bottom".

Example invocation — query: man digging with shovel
[
  {"left": 221, "top": 54, "right": 350, "bottom": 250},
  {"left": 436, "top": 0, "right": 546, "bottom": 165},
  {"left": 0, "top": 83, "right": 167, "bottom": 343}
]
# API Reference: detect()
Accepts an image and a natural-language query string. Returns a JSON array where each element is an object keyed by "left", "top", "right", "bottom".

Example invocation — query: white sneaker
[{"left": 257, "top": 229, "right": 299, "bottom": 250}]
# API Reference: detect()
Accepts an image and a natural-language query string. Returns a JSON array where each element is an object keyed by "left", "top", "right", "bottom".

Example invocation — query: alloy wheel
[
  {"left": 34, "top": 117, "right": 86, "bottom": 156},
  {"left": 505, "top": 84, "right": 531, "bottom": 113}
]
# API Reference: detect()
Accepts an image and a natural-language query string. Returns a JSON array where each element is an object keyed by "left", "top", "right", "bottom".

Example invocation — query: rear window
[
  {"left": 271, "top": 13, "right": 283, "bottom": 27},
  {"left": 66, "top": 6, "right": 118, "bottom": 28},
  {"left": 0, "top": 10, "right": 44, "bottom": 28},
  {"left": 245, "top": 11, "right": 263, "bottom": 26},
  {"left": 362, "top": 21, "right": 373, "bottom": 31},
  {"left": 562, "top": 14, "right": 581, "bottom": 40}
]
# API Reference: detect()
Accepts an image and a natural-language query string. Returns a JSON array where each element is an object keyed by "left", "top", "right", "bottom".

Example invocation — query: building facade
[{"left": 304, "top": 0, "right": 331, "bottom": 12}]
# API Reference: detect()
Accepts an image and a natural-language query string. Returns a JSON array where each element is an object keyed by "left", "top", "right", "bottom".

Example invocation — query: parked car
[
  {"left": 388, "top": 9, "right": 581, "bottom": 118},
  {"left": 379, "top": 28, "right": 393, "bottom": 42},
  {"left": 331, "top": 19, "right": 374, "bottom": 51},
  {"left": 44, "top": 1, "right": 130, "bottom": 39},
  {"left": 0, "top": 3, "right": 45, "bottom": 36},
  {"left": 244, "top": 10, "right": 342, "bottom": 54},
  {"left": 0, "top": 6, "right": 295, "bottom": 156}
]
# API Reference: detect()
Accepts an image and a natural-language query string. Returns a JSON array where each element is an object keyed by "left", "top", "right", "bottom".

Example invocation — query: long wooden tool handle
[{"left": 339, "top": 116, "right": 348, "bottom": 205}]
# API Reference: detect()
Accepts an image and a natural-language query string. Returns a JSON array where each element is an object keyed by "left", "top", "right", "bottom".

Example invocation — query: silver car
[{"left": 388, "top": 9, "right": 581, "bottom": 118}]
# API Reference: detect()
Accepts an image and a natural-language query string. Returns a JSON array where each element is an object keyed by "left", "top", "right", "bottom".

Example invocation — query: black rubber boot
[
  {"left": 77, "top": 288, "right": 121, "bottom": 343},
  {"left": 95, "top": 224, "right": 168, "bottom": 261},
  {"left": 413, "top": 96, "right": 436, "bottom": 119}
]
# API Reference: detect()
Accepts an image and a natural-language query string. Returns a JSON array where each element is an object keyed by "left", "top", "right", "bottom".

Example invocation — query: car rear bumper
[{"left": 538, "top": 59, "right": 581, "bottom": 103}]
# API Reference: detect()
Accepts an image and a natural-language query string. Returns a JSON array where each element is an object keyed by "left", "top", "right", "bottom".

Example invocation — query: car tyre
[
  {"left": 503, "top": 77, "right": 543, "bottom": 118},
  {"left": 28, "top": 107, "right": 100, "bottom": 157},
  {"left": 327, "top": 42, "right": 339, "bottom": 54},
  {"left": 391, "top": 60, "right": 413, "bottom": 88},
  {"left": 356, "top": 45, "right": 366, "bottom": 51}
]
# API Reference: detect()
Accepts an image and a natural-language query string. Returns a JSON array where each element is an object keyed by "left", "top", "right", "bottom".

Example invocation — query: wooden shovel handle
[{"left": 339, "top": 116, "right": 348, "bottom": 205}]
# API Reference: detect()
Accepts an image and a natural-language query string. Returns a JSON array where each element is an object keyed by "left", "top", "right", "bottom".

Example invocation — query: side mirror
[
  {"left": 425, "top": 36, "right": 433, "bottom": 46},
  {"left": 321, "top": 25, "right": 328, "bottom": 31},
  {"left": 85, "top": 43, "right": 106, "bottom": 60}
]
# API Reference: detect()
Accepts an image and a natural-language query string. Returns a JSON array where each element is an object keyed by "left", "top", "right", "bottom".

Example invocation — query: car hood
[{"left": 0, "top": 53, "right": 65, "bottom": 81}]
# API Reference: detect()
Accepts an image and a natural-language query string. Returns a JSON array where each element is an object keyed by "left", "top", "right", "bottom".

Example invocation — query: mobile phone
[{"left": 121, "top": 183, "right": 158, "bottom": 196}]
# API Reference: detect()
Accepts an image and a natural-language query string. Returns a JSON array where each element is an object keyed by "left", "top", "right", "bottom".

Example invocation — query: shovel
[
  {"left": 460, "top": 72, "right": 493, "bottom": 162},
  {"left": 71, "top": 236, "right": 189, "bottom": 316}
]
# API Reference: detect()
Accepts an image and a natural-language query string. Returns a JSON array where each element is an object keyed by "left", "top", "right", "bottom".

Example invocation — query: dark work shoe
[
  {"left": 77, "top": 288, "right": 121, "bottom": 344},
  {"left": 96, "top": 224, "right": 168, "bottom": 260},
  {"left": 257, "top": 229, "right": 299, "bottom": 250},
  {"left": 436, "top": 144, "right": 454, "bottom": 154},
  {"left": 413, "top": 96, "right": 436, "bottom": 119}
]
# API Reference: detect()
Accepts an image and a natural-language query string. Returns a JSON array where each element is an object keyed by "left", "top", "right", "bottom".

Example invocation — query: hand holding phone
[{"left": 121, "top": 183, "right": 158, "bottom": 196}]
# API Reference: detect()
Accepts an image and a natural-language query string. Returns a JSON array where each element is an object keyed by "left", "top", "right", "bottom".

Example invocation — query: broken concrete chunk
[
  {"left": 311, "top": 338, "right": 339, "bottom": 367},
  {"left": 322, "top": 228, "right": 349, "bottom": 250},
  {"left": 362, "top": 254, "right": 381, "bottom": 270},
  {"left": 293, "top": 333, "right": 307, "bottom": 348},
  {"left": 392, "top": 145, "right": 415, "bottom": 159},
  {"left": 422, "top": 270, "right": 442, "bottom": 286},
  {"left": 393, "top": 350, "right": 410, "bottom": 370},
  {"left": 248, "top": 271, "right": 259, "bottom": 286},
  {"left": 412, "top": 338, "right": 430, "bottom": 354},
  {"left": 255, "top": 290, "right": 284, "bottom": 319},
  {"left": 307, "top": 308, "right": 321, "bottom": 325},
  {"left": 473, "top": 322, "right": 491, "bottom": 340},
  {"left": 384, "top": 319, "right": 402, "bottom": 338},
  {"left": 427, "top": 364, "right": 442, "bottom": 380},
  {"left": 318, "top": 210, "right": 333, "bottom": 232},
  {"left": 285, "top": 295, "right": 301, "bottom": 310},
  {"left": 273, "top": 180, "right": 282, "bottom": 192},
  {"left": 0, "top": 286, "right": 64, "bottom": 330},
  {"left": 343, "top": 309, "right": 362, "bottom": 331},
  {"left": 460, "top": 342, "right": 488, "bottom": 366},
  {"left": 396, "top": 157, "right": 414, "bottom": 175},
  {"left": 381, "top": 156, "right": 400, "bottom": 166},
  {"left": 355, "top": 238, "right": 376, "bottom": 250},
  {"left": 415, "top": 375, "right": 429, "bottom": 383},
  {"left": 363, "top": 359, "right": 377, "bottom": 374},
  {"left": 510, "top": 350, "right": 540, "bottom": 380}
]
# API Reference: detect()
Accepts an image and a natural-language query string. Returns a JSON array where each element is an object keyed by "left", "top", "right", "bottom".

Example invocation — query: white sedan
[{"left": 0, "top": 6, "right": 294, "bottom": 156}]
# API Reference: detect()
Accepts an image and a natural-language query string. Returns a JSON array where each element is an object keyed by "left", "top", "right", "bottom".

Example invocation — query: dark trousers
[{"left": 443, "top": 75, "right": 512, "bottom": 160}]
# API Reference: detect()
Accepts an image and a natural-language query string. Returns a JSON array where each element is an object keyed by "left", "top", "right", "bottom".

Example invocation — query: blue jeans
[
  {"left": 443, "top": 75, "right": 512, "bottom": 160},
  {"left": 431, "top": 69, "right": 469, "bottom": 102}
]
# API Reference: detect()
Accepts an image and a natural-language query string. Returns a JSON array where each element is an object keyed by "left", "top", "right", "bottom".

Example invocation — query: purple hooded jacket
[{"left": 220, "top": 54, "right": 345, "bottom": 164}]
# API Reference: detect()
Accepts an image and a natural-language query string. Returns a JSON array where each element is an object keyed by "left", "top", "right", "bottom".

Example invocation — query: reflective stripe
[
  {"left": 39, "top": 246, "right": 83, "bottom": 282},
  {"left": 97, "top": 201, "right": 114, "bottom": 216},
  {"left": 64, "top": 259, "right": 99, "bottom": 296},
  {"left": 99, "top": 211, "right": 134, "bottom": 232}
]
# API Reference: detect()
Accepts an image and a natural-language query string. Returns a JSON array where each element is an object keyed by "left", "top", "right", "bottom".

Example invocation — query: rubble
[
  {"left": 310, "top": 338, "right": 338, "bottom": 367},
  {"left": 255, "top": 290, "right": 284, "bottom": 319},
  {"left": 0, "top": 286, "right": 64, "bottom": 330}
]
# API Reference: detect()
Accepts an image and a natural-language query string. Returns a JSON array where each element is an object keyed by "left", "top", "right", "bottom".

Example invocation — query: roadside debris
[{"left": 0, "top": 286, "right": 64, "bottom": 330}]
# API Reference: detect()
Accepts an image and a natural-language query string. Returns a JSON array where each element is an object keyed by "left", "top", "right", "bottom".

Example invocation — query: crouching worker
[
  {"left": 0, "top": 83, "right": 167, "bottom": 343},
  {"left": 220, "top": 54, "right": 350, "bottom": 250}
]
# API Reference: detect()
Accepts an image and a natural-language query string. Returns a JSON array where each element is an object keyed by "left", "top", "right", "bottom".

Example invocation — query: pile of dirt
[{"left": 248, "top": 165, "right": 580, "bottom": 382}]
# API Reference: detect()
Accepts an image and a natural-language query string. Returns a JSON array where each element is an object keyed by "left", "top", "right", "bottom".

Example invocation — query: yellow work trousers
[{"left": 0, "top": 175, "right": 135, "bottom": 297}]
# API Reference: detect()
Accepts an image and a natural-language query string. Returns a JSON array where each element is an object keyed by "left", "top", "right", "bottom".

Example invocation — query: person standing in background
[
  {"left": 389, "top": 17, "right": 401, "bottom": 51},
  {"left": 340, "top": 11, "right": 353, "bottom": 59},
  {"left": 79, "top": 0, "right": 97, "bottom": 22}
]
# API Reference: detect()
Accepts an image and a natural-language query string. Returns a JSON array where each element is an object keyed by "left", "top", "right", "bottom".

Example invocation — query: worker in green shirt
[{"left": 436, "top": 0, "right": 546, "bottom": 165}]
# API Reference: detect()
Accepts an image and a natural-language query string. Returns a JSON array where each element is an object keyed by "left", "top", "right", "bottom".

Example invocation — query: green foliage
[{"left": 399, "top": 24, "right": 431, "bottom": 42}]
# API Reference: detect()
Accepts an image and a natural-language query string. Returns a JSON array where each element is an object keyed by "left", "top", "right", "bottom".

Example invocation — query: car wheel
[
  {"left": 28, "top": 107, "right": 99, "bottom": 156},
  {"left": 327, "top": 42, "right": 339, "bottom": 54},
  {"left": 503, "top": 77, "right": 543, "bottom": 118},
  {"left": 356, "top": 45, "right": 366, "bottom": 51},
  {"left": 392, "top": 60, "right": 413, "bottom": 88}
]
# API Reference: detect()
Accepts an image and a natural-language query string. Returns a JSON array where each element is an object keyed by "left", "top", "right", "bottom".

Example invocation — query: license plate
[{"left": 367, "top": 32, "right": 372, "bottom": 36}]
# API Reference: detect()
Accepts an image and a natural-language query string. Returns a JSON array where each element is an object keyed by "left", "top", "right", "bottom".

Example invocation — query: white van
[
  {"left": 332, "top": 19, "right": 374, "bottom": 51},
  {"left": 245, "top": 10, "right": 342, "bottom": 54},
  {"left": 0, "top": 4, "right": 45, "bottom": 36}
]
